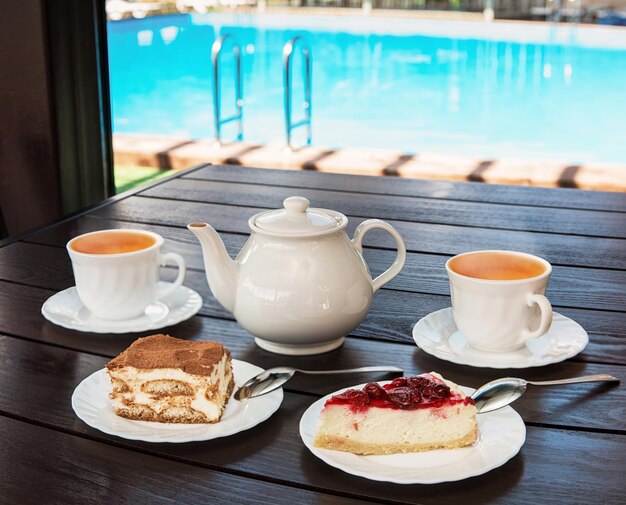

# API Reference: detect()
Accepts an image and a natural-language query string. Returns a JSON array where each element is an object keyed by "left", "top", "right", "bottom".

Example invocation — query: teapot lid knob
[{"left": 283, "top": 196, "right": 310, "bottom": 214}]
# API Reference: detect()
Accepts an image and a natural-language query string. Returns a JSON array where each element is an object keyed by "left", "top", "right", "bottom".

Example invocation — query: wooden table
[{"left": 1, "top": 164, "right": 625, "bottom": 504}]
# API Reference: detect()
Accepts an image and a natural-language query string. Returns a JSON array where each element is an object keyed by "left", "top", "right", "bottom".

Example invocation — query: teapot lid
[{"left": 250, "top": 196, "right": 347, "bottom": 236}]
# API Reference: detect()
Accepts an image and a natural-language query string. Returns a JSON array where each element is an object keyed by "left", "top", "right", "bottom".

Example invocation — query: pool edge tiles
[
  {"left": 112, "top": 133, "right": 626, "bottom": 192},
  {"left": 188, "top": 11, "right": 626, "bottom": 49}
]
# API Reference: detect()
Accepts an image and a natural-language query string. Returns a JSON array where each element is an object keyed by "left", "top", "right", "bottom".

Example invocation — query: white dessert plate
[
  {"left": 412, "top": 308, "right": 588, "bottom": 369},
  {"left": 72, "top": 359, "right": 283, "bottom": 443},
  {"left": 41, "top": 282, "right": 202, "bottom": 333},
  {"left": 300, "top": 382, "right": 526, "bottom": 484}
]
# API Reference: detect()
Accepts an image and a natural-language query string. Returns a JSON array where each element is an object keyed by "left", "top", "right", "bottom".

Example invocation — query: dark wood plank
[
  {"left": 0, "top": 337, "right": 623, "bottom": 505},
  {"left": 2, "top": 167, "right": 624, "bottom": 505},
  {"left": 0, "top": 254, "right": 624, "bottom": 367},
  {"left": 88, "top": 196, "right": 626, "bottom": 269},
  {"left": 141, "top": 178, "right": 626, "bottom": 239},
  {"left": 1, "top": 313, "right": 624, "bottom": 433},
  {"left": 0, "top": 416, "right": 364, "bottom": 505},
  {"left": 0, "top": 241, "right": 624, "bottom": 364},
  {"left": 184, "top": 165, "right": 626, "bottom": 213},
  {"left": 0, "top": 260, "right": 622, "bottom": 370},
  {"left": 12, "top": 224, "right": 626, "bottom": 312}
]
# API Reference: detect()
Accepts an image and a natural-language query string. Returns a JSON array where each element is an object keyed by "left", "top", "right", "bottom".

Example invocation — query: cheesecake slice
[
  {"left": 106, "top": 334, "right": 234, "bottom": 423},
  {"left": 314, "top": 372, "right": 477, "bottom": 455}
]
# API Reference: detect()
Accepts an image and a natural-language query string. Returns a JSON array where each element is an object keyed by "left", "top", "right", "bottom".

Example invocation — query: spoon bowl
[
  {"left": 234, "top": 367, "right": 296, "bottom": 401},
  {"left": 472, "top": 373, "right": 619, "bottom": 414},
  {"left": 471, "top": 378, "right": 528, "bottom": 414}
]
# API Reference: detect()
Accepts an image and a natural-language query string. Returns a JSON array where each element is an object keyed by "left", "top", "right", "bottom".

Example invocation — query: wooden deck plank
[
  {"left": 185, "top": 165, "right": 626, "bottom": 212},
  {"left": 0, "top": 268, "right": 623, "bottom": 375},
  {"left": 6, "top": 232, "right": 626, "bottom": 312},
  {"left": 88, "top": 196, "right": 626, "bottom": 269},
  {"left": 0, "top": 416, "right": 363, "bottom": 505},
  {"left": 0, "top": 337, "right": 623, "bottom": 505},
  {"left": 141, "top": 177, "right": 626, "bottom": 238},
  {"left": 2, "top": 166, "right": 625, "bottom": 505}
]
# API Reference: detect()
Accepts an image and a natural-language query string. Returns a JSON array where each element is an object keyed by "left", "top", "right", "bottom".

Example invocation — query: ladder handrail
[
  {"left": 283, "top": 36, "right": 312, "bottom": 149},
  {"left": 211, "top": 34, "right": 243, "bottom": 144}
]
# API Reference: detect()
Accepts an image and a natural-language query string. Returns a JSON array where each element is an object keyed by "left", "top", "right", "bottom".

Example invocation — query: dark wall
[
  {"left": 0, "top": 0, "right": 113, "bottom": 239},
  {"left": 0, "top": 0, "right": 63, "bottom": 236}
]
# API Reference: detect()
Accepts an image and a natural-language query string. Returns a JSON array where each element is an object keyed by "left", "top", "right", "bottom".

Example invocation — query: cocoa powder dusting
[{"left": 106, "top": 334, "right": 229, "bottom": 375}]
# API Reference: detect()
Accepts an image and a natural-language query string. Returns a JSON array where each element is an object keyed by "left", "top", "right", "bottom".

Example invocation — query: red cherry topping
[
  {"left": 421, "top": 384, "right": 434, "bottom": 398},
  {"left": 386, "top": 387, "right": 414, "bottom": 408},
  {"left": 333, "top": 389, "right": 370, "bottom": 407},
  {"left": 363, "top": 382, "right": 387, "bottom": 400},
  {"left": 390, "top": 377, "right": 408, "bottom": 388},
  {"left": 410, "top": 389, "right": 423, "bottom": 404},
  {"left": 407, "top": 376, "right": 431, "bottom": 390},
  {"left": 325, "top": 374, "right": 457, "bottom": 411},
  {"left": 431, "top": 383, "right": 451, "bottom": 399}
]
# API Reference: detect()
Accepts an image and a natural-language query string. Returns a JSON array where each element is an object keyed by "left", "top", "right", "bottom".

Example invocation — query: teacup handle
[
  {"left": 352, "top": 219, "right": 406, "bottom": 293},
  {"left": 157, "top": 252, "right": 187, "bottom": 300},
  {"left": 522, "top": 293, "right": 553, "bottom": 340}
]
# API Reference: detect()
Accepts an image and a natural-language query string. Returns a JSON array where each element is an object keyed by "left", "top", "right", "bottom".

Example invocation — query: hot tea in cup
[
  {"left": 70, "top": 231, "right": 156, "bottom": 255},
  {"left": 446, "top": 250, "right": 553, "bottom": 352},
  {"left": 67, "top": 229, "right": 186, "bottom": 320}
]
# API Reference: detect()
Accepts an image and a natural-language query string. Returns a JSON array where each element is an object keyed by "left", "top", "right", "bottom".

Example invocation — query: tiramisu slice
[
  {"left": 107, "top": 334, "right": 235, "bottom": 423},
  {"left": 314, "top": 372, "right": 477, "bottom": 455}
]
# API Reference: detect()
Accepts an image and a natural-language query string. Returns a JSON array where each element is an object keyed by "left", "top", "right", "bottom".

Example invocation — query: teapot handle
[{"left": 352, "top": 219, "right": 406, "bottom": 293}]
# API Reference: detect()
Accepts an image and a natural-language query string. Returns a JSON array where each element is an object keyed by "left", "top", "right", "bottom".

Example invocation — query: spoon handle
[
  {"left": 295, "top": 366, "right": 403, "bottom": 375},
  {"left": 527, "top": 374, "right": 619, "bottom": 386}
]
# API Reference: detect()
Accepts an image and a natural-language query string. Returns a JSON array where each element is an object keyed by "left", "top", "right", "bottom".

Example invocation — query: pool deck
[
  {"left": 113, "top": 133, "right": 626, "bottom": 192},
  {"left": 236, "top": 6, "right": 484, "bottom": 21}
]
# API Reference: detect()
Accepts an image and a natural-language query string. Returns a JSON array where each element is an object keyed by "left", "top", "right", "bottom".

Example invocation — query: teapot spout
[{"left": 188, "top": 222, "right": 238, "bottom": 313}]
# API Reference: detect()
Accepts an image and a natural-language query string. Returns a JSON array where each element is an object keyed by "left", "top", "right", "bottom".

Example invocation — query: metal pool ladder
[
  {"left": 283, "top": 36, "right": 312, "bottom": 149},
  {"left": 211, "top": 34, "right": 243, "bottom": 144}
]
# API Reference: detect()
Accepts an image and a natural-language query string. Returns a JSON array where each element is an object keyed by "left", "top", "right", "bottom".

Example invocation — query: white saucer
[
  {"left": 72, "top": 359, "right": 283, "bottom": 443},
  {"left": 41, "top": 282, "right": 203, "bottom": 333},
  {"left": 413, "top": 308, "right": 589, "bottom": 369},
  {"left": 300, "top": 382, "right": 526, "bottom": 484}
]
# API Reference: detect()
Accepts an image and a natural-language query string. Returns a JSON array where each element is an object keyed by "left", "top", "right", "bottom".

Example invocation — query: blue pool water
[{"left": 108, "top": 14, "right": 626, "bottom": 164}]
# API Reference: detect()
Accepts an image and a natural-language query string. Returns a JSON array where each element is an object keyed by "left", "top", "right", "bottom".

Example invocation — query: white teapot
[{"left": 188, "top": 196, "right": 406, "bottom": 355}]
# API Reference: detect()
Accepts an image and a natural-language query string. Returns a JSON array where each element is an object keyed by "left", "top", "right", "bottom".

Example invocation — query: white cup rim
[
  {"left": 445, "top": 250, "right": 552, "bottom": 285},
  {"left": 67, "top": 229, "right": 163, "bottom": 258}
]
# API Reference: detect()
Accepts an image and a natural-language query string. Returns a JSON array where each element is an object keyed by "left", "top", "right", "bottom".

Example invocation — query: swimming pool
[{"left": 108, "top": 13, "right": 626, "bottom": 164}]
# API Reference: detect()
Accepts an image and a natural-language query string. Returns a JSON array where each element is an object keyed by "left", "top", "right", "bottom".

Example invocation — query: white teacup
[
  {"left": 446, "top": 250, "right": 553, "bottom": 352},
  {"left": 67, "top": 229, "right": 186, "bottom": 320}
]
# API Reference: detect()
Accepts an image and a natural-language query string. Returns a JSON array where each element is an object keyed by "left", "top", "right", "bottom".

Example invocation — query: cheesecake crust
[{"left": 314, "top": 426, "right": 478, "bottom": 455}]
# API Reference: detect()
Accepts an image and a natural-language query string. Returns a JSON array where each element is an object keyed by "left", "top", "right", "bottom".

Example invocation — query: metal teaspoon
[
  {"left": 471, "top": 374, "right": 620, "bottom": 414},
  {"left": 234, "top": 365, "right": 403, "bottom": 401}
]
